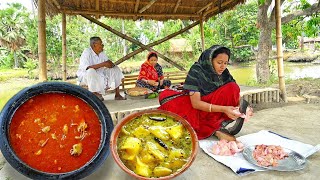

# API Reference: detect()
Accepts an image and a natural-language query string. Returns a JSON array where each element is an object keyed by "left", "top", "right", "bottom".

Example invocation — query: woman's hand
[
  {"left": 159, "top": 79, "right": 164, "bottom": 86},
  {"left": 223, "top": 106, "right": 242, "bottom": 120}
]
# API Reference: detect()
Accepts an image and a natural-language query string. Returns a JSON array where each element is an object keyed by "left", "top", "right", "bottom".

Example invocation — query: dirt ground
[
  {"left": 252, "top": 78, "right": 320, "bottom": 111},
  {"left": 285, "top": 79, "right": 320, "bottom": 97}
]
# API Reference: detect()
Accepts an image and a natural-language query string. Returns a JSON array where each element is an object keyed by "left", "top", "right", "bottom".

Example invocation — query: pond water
[{"left": 228, "top": 62, "right": 320, "bottom": 85}]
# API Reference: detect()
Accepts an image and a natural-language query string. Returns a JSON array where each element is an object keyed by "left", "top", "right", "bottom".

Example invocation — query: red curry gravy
[{"left": 9, "top": 93, "right": 101, "bottom": 173}]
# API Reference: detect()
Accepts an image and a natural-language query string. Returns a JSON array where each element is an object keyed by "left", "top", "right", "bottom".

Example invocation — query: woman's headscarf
[
  {"left": 183, "top": 45, "right": 235, "bottom": 96},
  {"left": 138, "top": 52, "right": 159, "bottom": 81}
]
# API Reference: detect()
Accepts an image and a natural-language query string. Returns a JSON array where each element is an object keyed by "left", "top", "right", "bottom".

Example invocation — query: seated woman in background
[
  {"left": 136, "top": 52, "right": 171, "bottom": 91},
  {"left": 158, "top": 45, "right": 253, "bottom": 141}
]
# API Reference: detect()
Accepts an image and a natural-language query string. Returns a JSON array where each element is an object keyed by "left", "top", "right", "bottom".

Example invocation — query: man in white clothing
[{"left": 77, "top": 37, "right": 126, "bottom": 100}]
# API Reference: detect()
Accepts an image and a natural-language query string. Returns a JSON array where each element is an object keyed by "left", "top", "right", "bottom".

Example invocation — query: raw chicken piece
[
  {"left": 229, "top": 141, "right": 241, "bottom": 154},
  {"left": 253, "top": 144, "right": 289, "bottom": 167},
  {"left": 236, "top": 141, "right": 244, "bottom": 149},
  {"left": 244, "top": 106, "right": 253, "bottom": 122},
  {"left": 212, "top": 144, "right": 221, "bottom": 155},
  {"left": 211, "top": 139, "right": 244, "bottom": 156},
  {"left": 232, "top": 108, "right": 242, "bottom": 116},
  {"left": 233, "top": 106, "right": 254, "bottom": 122},
  {"left": 220, "top": 145, "right": 232, "bottom": 156},
  {"left": 217, "top": 139, "right": 228, "bottom": 146}
]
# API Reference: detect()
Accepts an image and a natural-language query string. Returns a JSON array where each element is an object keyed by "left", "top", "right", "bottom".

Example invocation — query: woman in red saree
[
  {"left": 158, "top": 45, "right": 251, "bottom": 140},
  {"left": 136, "top": 52, "right": 171, "bottom": 91}
]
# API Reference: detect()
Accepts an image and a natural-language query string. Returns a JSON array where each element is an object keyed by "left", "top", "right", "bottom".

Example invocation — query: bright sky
[{"left": 0, "top": 0, "right": 33, "bottom": 10}]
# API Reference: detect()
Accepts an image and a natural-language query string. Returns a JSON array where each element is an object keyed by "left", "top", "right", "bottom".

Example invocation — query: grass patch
[
  {"left": 0, "top": 69, "right": 28, "bottom": 82},
  {"left": 0, "top": 73, "right": 38, "bottom": 111},
  {"left": 0, "top": 91, "right": 18, "bottom": 111}
]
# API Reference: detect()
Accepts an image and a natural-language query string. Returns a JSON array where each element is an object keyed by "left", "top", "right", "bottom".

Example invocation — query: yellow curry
[{"left": 117, "top": 114, "right": 192, "bottom": 178}]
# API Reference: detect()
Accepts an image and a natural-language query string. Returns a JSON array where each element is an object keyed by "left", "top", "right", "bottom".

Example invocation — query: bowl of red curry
[{"left": 0, "top": 82, "right": 114, "bottom": 179}]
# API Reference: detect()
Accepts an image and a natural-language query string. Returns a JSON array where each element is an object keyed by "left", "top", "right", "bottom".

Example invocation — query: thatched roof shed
[
  {"left": 33, "top": 0, "right": 245, "bottom": 21},
  {"left": 32, "top": 0, "right": 288, "bottom": 102},
  {"left": 33, "top": 0, "right": 246, "bottom": 81},
  {"left": 169, "top": 38, "right": 193, "bottom": 53}
]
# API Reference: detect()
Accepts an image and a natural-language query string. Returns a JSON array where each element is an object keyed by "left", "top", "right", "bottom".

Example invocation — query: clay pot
[
  {"left": 110, "top": 109, "right": 198, "bottom": 180},
  {"left": 0, "top": 82, "right": 114, "bottom": 179}
]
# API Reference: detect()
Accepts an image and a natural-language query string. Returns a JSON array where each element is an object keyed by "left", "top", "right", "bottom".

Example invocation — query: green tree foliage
[
  {"left": 281, "top": 18, "right": 304, "bottom": 49},
  {"left": 1, "top": 1, "right": 319, "bottom": 78},
  {"left": 46, "top": 16, "right": 63, "bottom": 64},
  {"left": 280, "top": 0, "right": 317, "bottom": 49},
  {"left": 304, "top": 15, "right": 320, "bottom": 38},
  {"left": 25, "top": 15, "right": 63, "bottom": 70},
  {"left": 205, "top": 2, "right": 259, "bottom": 62},
  {"left": 0, "top": 3, "right": 30, "bottom": 68}
]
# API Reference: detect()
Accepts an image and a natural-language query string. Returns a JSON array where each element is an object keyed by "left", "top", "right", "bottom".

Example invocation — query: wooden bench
[{"left": 121, "top": 71, "right": 188, "bottom": 90}]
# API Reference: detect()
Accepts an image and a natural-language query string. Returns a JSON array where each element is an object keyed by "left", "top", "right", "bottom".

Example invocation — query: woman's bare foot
[
  {"left": 214, "top": 130, "right": 236, "bottom": 141},
  {"left": 115, "top": 95, "right": 126, "bottom": 100}
]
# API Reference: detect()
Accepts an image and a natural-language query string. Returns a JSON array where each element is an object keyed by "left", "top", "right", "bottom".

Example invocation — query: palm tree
[{"left": 0, "top": 3, "right": 29, "bottom": 68}]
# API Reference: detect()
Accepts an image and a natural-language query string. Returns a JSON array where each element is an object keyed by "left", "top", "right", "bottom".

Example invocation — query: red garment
[
  {"left": 158, "top": 82, "right": 240, "bottom": 140},
  {"left": 138, "top": 52, "right": 164, "bottom": 81},
  {"left": 138, "top": 61, "right": 158, "bottom": 81}
]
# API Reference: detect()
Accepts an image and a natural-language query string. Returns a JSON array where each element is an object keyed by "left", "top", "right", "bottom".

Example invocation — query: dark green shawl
[{"left": 183, "top": 45, "right": 235, "bottom": 96}]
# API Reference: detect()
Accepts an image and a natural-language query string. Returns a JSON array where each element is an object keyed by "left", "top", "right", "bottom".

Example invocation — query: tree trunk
[
  {"left": 255, "top": 1, "right": 320, "bottom": 84},
  {"left": 300, "top": 35, "right": 304, "bottom": 51},
  {"left": 13, "top": 51, "right": 19, "bottom": 68},
  {"left": 256, "top": 2, "right": 272, "bottom": 83}
]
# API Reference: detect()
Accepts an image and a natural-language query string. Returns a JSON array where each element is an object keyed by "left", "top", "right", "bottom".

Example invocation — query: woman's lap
[
  {"left": 136, "top": 79, "right": 172, "bottom": 91},
  {"left": 158, "top": 82, "right": 240, "bottom": 139}
]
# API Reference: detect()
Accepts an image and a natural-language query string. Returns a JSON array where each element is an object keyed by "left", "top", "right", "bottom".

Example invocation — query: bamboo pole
[
  {"left": 197, "top": 3, "right": 213, "bottom": 14},
  {"left": 273, "top": 90, "right": 277, "bottom": 102},
  {"left": 138, "top": 0, "right": 157, "bottom": 13},
  {"left": 275, "top": 0, "right": 287, "bottom": 102},
  {"left": 248, "top": 95, "right": 252, "bottom": 104},
  {"left": 82, "top": 15, "right": 185, "bottom": 71},
  {"left": 269, "top": 91, "right": 272, "bottom": 102},
  {"left": 52, "top": 0, "right": 61, "bottom": 9},
  {"left": 38, "top": 0, "right": 47, "bottom": 81},
  {"left": 115, "top": 20, "right": 200, "bottom": 65},
  {"left": 108, "top": 0, "right": 197, "bottom": 9},
  {"left": 265, "top": 90, "right": 269, "bottom": 102},
  {"left": 200, "top": 17, "right": 205, "bottom": 51},
  {"left": 134, "top": 0, "right": 140, "bottom": 13},
  {"left": 173, "top": 0, "right": 182, "bottom": 13},
  {"left": 62, "top": 13, "right": 67, "bottom": 81},
  {"left": 62, "top": 9, "right": 200, "bottom": 19},
  {"left": 252, "top": 93, "right": 257, "bottom": 104},
  {"left": 203, "top": 0, "right": 234, "bottom": 17},
  {"left": 95, "top": 0, "right": 100, "bottom": 19}
]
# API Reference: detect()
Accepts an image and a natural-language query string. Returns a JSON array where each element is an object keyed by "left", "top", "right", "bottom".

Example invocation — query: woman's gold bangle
[{"left": 209, "top": 104, "right": 212, "bottom": 112}]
